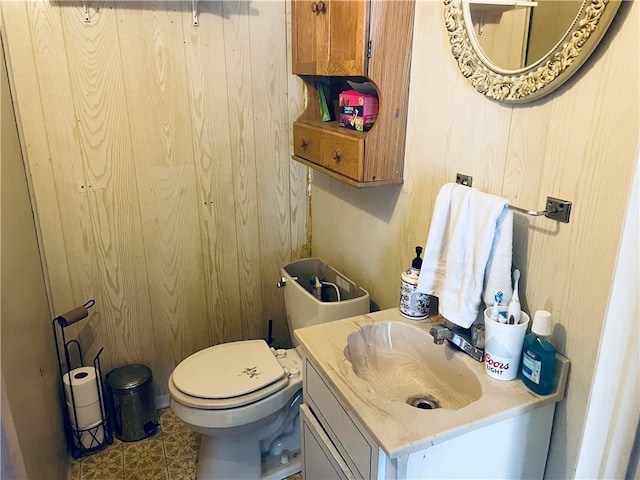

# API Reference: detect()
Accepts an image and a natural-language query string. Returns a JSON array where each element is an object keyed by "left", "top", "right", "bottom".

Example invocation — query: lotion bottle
[
  {"left": 521, "top": 310, "right": 557, "bottom": 395},
  {"left": 399, "top": 246, "right": 430, "bottom": 320}
]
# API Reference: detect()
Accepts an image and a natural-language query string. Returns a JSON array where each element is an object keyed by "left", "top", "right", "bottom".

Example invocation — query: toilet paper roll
[
  {"left": 56, "top": 305, "right": 89, "bottom": 327},
  {"left": 63, "top": 367, "right": 102, "bottom": 407},
  {"left": 67, "top": 398, "right": 104, "bottom": 429},
  {"left": 73, "top": 421, "right": 105, "bottom": 450}
]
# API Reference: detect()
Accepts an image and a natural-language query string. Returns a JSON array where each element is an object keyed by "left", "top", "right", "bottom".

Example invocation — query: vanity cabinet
[
  {"left": 291, "top": 0, "right": 415, "bottom": 187},
  {"left": 299, "top": 349, "right": 558, "bottom": 479}
]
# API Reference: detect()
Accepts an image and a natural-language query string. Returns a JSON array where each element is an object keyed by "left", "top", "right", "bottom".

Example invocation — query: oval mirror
[{"left": 444, "top": 0, "right": 622, "bottom": 103}]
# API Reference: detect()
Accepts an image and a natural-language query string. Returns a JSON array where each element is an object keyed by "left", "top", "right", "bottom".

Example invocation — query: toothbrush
[
  {"left": 491, "top": 290, "right": 503, "bottom": 321},
  {"left": 507, "top": 269, "right": 522, "bottom": 324}
]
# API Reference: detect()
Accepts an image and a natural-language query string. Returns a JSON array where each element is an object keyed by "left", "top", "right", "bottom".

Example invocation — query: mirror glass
[
  {"left": 468, "top": 1, "right": 582, "bottom": 71},
  {"left": 445, "top": 0, "right": 622, "bottom": 103}
]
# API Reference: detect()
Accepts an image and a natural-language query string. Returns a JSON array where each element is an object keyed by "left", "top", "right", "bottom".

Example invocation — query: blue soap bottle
[{"left": 521, "top": 310, "right": 557, "bottom": 395}]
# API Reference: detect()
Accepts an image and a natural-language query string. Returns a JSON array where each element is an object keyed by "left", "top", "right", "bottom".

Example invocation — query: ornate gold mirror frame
[{"left": 444, "top": 0, "right": 621, "bottom": 103}]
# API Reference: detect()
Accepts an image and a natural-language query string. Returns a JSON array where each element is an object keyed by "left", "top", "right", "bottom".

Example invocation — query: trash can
[{"left": 106, "top": 364, "right": 158, "bottom": 442}]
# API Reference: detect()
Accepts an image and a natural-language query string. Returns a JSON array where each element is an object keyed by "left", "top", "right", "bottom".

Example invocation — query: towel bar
[{"left": 455, "top": 174, "right": 572, "bottom": 223}]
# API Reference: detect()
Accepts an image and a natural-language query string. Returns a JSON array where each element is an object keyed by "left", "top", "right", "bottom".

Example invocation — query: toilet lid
[{"left": 172, "top": 340, "right": 286, "bottom": 399}]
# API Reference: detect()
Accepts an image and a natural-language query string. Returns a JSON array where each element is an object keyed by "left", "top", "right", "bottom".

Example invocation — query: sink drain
[{"left": 408, "top": 396, "right": 439, "bottom": 410}]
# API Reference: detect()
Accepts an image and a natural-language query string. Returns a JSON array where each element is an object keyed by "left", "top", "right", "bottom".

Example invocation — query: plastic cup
[{"left": 483, "top": 308, "right": 530, "bottom": 380}]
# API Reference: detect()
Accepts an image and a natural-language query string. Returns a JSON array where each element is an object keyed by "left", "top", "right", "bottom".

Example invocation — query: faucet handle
[
  {"left": 471, "top": 324, "right": 485, "bottom": 349},
  {"left": 429, "top": 324, "right": 448, "bottom": 345}
]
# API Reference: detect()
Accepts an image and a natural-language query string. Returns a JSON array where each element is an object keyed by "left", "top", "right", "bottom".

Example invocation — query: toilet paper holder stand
[{"left": 52, "top": 299, "right": 113, "bottom": 458}]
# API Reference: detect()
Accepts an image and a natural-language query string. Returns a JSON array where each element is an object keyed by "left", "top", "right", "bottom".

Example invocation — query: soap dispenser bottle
[
  {"left": 521, "top": 310, "right": 557, "bottom": 395},
  {"left": 399, "top": 246, "right": 431, "bottom": 320}
]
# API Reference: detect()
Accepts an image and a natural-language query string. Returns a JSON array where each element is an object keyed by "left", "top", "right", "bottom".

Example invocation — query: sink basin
[{"left": 344, "top": 321, "right": 481, "bottom": 410}]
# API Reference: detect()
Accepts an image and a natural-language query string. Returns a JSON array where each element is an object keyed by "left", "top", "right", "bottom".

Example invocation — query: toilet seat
[{"left": 171, "top": 339, "right": 289, "bottom": 410}]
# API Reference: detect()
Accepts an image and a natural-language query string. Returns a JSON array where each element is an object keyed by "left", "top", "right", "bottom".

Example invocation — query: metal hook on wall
[
  {"left": 192, "top": 0, "right": 199, "bottom": 26},
  {"left": 83, "top": 1, "right": 91, "bottom": 23}
]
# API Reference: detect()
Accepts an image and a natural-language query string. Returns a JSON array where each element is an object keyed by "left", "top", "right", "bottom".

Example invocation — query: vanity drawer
[
  {"left": 305, "top": 359, "right": 374, "bottom": 480},
  {"left": 301, "top": 404, "right": 355, "bottom": 480}
]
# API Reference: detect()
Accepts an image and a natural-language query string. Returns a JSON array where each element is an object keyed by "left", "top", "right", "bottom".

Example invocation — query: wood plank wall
[
  {"left": 311, "top": 2, "right": 638, "bottom": 478},
  {"left": 1, "top": 35, "right": 66, "bottom": 479},
  {"left": 4, "top": 0, "right": 638, "bottom": 477},
  {"left": 1, "top": 0, "right": 308, "bottom": 398}
]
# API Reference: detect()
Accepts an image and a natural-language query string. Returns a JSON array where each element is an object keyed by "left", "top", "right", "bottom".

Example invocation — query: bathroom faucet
[{"left": 429, "top": 321, "right": 485, "bottom": 362}]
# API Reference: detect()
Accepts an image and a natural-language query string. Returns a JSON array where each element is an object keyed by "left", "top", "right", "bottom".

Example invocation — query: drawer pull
[
  {"left": 300, "top": 139, "right": 308, "bottom": 150},
  {"left": 332, "top": 151, "right": 341, "bottom": 163}
]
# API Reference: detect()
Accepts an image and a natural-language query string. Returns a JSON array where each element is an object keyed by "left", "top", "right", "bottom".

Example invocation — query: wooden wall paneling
[
  {"left": 115, "top": 1, "right": 196, "bottom": 168},
  {"left": 287, "top": 165, "right": 311, "bottom": 261},
  {"left": 403, "top": 0, "right": 513, "bottom": 196},
  {"left": 59, "top": 2, "right": 157, "bottom": 371},
  {"left": 115, "top": 2, "right": 210, "bottom": 388},
  {"left": 135, "top": 164, "right": 210, "bottom": 390},
  {"left": 24, "top": 1, "right": 110, "bottom": 362},
  {"left": 309, "top": 172, "right": 348, "bottom": 265},
  {"left": 310, "top": 1, "right": 638, "bottom": 477},
  {"left": 26, "top": 2, "right": 106, "bottom": 348},
  {"left": 285, "top": 0, "right": 311, "bottom": 261},
  {"left": 3, "top": 0, "right": 308, "bottom": 402},
  {"left": 312, "top": 1, "right": 514, "bottom": 310},
  {"left": 505, "top": 5, "right": 639, "bottom": 475},
  {"left": 221, "top": 1, "right": 263, "bottom": 342},
  {"left": 247, "top": 1, "right": 292, "bottom": 347},
  {"left": 0, "top": 2, "right": 77, "bottom": 313},
  {"left": 1, "top": 33, "right": 67, "bottom": 479},
  {"left": 182, "top": 1, "right": 243, "bottom": 347}
]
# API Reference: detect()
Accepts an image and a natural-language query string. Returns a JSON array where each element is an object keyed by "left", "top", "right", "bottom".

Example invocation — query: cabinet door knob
[
  {"left": 300, "top": 139, "right": 308, "bottom": 150},
  {"left": 332, "top": 151, "right": 341, "bottom": 163},
  {"left": 317, "top": 1, "right": 326, "bottom": 13},
  {"left": 311, "top": 2, "right": 318, "bottom": 13}
]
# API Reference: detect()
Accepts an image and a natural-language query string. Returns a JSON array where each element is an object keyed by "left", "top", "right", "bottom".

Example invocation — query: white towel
[{"left": 417, "top": 183, "right": 513, "bottom": 328}]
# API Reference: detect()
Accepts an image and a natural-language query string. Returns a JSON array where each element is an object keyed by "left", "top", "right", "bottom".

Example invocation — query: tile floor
[{"left": 67, "top": 408, "right": 303, "bottom": 480}]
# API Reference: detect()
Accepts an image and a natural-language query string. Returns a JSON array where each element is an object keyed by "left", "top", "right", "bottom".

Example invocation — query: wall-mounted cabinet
[{"left": 291, "top": 0, "right": 416, "bottom": 188}]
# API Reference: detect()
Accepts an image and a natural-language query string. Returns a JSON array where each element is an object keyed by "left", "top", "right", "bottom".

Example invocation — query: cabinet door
[
  {"left": 292, "top": 0, "right": 324, "bottom": 74},
  {"left": 321, "top": 0, "right": 369, "bottom": 76},
  {"left": 292, "top": 0, "right": 369, "bottom": 76}
]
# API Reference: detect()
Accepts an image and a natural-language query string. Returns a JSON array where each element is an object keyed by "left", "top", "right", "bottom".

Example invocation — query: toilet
[{"left": 168, "top": 258, "right": 370, "bottom": 480}]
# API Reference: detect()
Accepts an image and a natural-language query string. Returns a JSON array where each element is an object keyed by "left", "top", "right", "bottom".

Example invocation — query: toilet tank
[{"left": 280, "top": 258, "right": 370, "bottom": 345}]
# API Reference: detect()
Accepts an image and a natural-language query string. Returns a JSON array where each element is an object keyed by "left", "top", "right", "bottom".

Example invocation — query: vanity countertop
[{"left": 293, "top": 308, "right": 569, "bottom": 459}]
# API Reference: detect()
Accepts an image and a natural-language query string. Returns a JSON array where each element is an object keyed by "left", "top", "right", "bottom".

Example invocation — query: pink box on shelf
[{"left": 338, "top": 90, "right": 379, "bottom": 132}]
